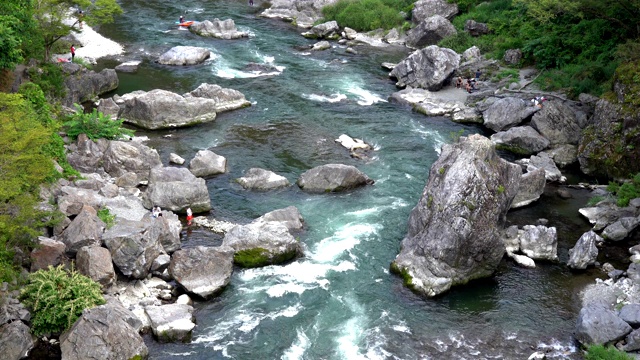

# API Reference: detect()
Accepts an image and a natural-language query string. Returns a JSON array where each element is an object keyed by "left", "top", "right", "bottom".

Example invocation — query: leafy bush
[
  {"left": 18, "top": 82, "right": 51, "bottom": 125},
  {"left": 585, "top": 344, "right": 633, "bottom": 360},
  {"left": 27, "top": 63, "right": 66, "bottom": 100},
  {"left": 63, "top": 104, "right": 134, "bottom": 140},
  {"left": 607, "top": 173, "right": 640, "bottom": 207},
  {"left": 321, "top": 0, "right": 411, "bottom": 31},
  {"left": 20, "top": 265, "right": 105, "bottom": 336},
  {"left": 97, "top": 208, "right": 115, "bottom": 228}
]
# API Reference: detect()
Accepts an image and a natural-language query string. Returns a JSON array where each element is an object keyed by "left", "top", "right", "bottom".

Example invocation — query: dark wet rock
[
  {"left": 575, "top": 305, "right": 632, "bottom": 346},
  {"left": 392, "top": 134, "right": 521, "bottom": 297},
  {"left": 244, "top": 62, "right": 281, "bottom": 75},
  {"left": 406, "top": 15, "right": 456, "bottom": 49},
  {"left": 143, "top": 167, "right": 212, "bottom": 213},
  {"left": 157, "top": 46, "right": 210, "bottom": 65},
  {"left": 190, "top": 19, "right": 249, "bottom": 39},
  {"left": 567, "top": 230, "right": 600, "bottom": 269},
  {"left": 491, "top": 126, "right": 550, "bottom": 156},
  {"left": 60, "top": 302, "right": 148, "bottom": 360},
  {"left": 390, "top": 45, "right": 460, "bottom": 91},
  {"left": 511, "top": 168, "right": 545, "bottom": 209},
  {"left": 297, "top": 164, "right": 374, "bottom": 192},
  {"left": 236, "top": 168, "right": 290, "bottom": 190},
  {"left": 619, "top": 304, "right": 640, "bottom": 327},
  {"left": 169, "top": 246, "right": 234, "bottom": 299},
  {"left": 188, "top": 150, "right": 226, "bottom": 178},
  {"left": 76, "top": 246, "right": 116, "bottom": 287}
]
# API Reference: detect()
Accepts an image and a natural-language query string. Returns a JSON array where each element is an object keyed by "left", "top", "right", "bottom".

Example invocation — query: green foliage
[
  {"left": 20, "top": 265, "right": 105, "bottom": 336},
  {"left": 492, "top": 68, "right": 520, "bottom": 82},
  {"left": 607, "top": 173, "right": 640, "bottom": 207},
  {"left": 0, "top": 1, "right": 42, "bottom": 69},
  {"left": 584, "top": 344, "right": 633, "bottom": 360},
  {"left": 234, "top": 248, "right": 271, "bottom": 268},
  {"left": 27, "top": 63, "right": 66, "bottom": 100},
  {"left": 72, "top": 56, "right": 93, "bottom": 69},
  {"left": 497, "top": 185, "right": 506, "bottom": 194},
  {"left": 18, "top": 82, "right": 51, "bottom": 125},
  {"left": 97, "top": 208, "right": 115, "bottom": 228},
  {"left": 63, "top": 104, "right": 134, "bottom": 141},
  {"left": 390, "top": 262, "right": 413, "bottom": 288},
  {"left": 321, "top": 0, "right": 412, "bottom": 31},
  {"left": 586, "top": 195, "right": 605, "bottom": 206}
]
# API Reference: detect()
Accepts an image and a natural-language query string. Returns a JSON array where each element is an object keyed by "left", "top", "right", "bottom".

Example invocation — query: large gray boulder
[
  {"left": 61, "top": 65, "right": 118, "bottom": 107},
  {"left": 0, "top": 321, "right": 33, "bottom": 360},
  {"left": 223, "top": 221, "right": 303, "bottom": 267},
  {"left": 259, "top": 0, "right": 337, "bottom": 28},
  {"left": 391, "top": 134, "right": 521, "bottom": 297},
  {"left": 567, "top": 231, "right": 601, "bottom": 270},
  {"left": 30, "top": 236, "right": 66, "bottom": 272},
  {"left": 255, "top": 206, "right": 305, "bottom": 231},
  {"left": 575, "top": 305, "right": 632, "bottom": 346},
  {"left": 60, "top": 205, "right": 105, "bottom": 256},
  {"left": 157, "top": 46, "right": 211, "bottom": 65},
  {"left": 302, "top": 20, "right": 340, "bottom": 39},
  {"left": 102, "top": 218, "right": 165, "bottom": 279},
  {"left": 149, "top": 210, "right": 182, "bottom": 253},
  {"left": 540, "top": 144, "right": 578, "bottom": 168},
  {"left": 60, "top": 302, "right": 148, "bottom": 360},
  {"left": 236, "top": 168, "right": 290, "bottom": 190},
  {"left": 525, "top": 152, "right": 565, "bottom": 182},
  {"left": 118, "top": 89, "right": 218, "bottom": 130},
  {"left": 102, "top": 140, "right": 162, "bottom": 181},
  {"left": 143, "top": 167, "right": 212, "bottom": 213},
  {"left": 169, "top": 246, "right": 234, "bottom": 299},
  {"left": 65, "top": 134, "right": 110, "bottom": 174},
  {"left": 145, "top": 304, "right": 195, "bottom": 343},
  {"left": 76, "top": 246, "right": 116, "bottom": 288},
  {"left": 482, "top": 97, "right": 538, "bottom": 132},
  {"left": 297, "top": 164, "right": 374, "bottom": 192},
  {"left": 490, "top": 126, "right": 550, "bottom": 155},
  {"left": 412, "top": 0, "right": 458, "bottom": 23},
  {"left": 406, "top": 15, "right": 457, "bottom": 49},
  {"left": 519, "top": 225, "right": 558, "bottom": 261},
  {"left": 189, "top": 19, "right": 249, "bottom": 39},
  {"left": 602, "top": 217, "right": 640, "bottom": 242},
  {"left": 188, "top": 149, "right": 226, "bottom": 177},
  {"left": 390, "top": 45, "right": 460, "bottom": 91},
  {"left": 183, "top": 83, "right": 251, "bottom": 113},
  {"left": 531, "top": 100, "right": 582, "bottom": 145},
  {"left": 511, "top": 168, "right": 546, "bottom": 209}
]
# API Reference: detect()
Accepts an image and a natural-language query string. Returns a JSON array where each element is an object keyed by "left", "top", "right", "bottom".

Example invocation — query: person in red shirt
[{"left": 70, "top": 45, "right": 76, "bottom": 61}]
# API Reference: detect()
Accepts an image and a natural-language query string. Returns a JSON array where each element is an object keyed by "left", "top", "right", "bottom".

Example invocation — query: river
[{"left": 95, "top": 0, "right": 600, "bottom": 358}]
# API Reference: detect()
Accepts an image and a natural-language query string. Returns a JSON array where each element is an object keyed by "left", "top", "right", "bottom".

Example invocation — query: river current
[{"left": 95, "top": 1, "right": 600, "bottom": 358}]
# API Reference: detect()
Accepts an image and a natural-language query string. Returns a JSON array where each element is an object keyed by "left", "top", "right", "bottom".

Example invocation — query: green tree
[
  {"left": 0, "top": 0, "right": 42, "bottom": 70},
  {"left": 32, "top": 0, "right": 122, "bottom": 60}
]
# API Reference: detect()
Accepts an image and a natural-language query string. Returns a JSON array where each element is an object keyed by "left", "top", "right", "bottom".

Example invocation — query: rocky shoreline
[{"left": 3, "top": 1, "right": 640, "bottom": 359}]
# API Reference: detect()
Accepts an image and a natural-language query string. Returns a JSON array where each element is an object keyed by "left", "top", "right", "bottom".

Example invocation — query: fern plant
[
  {"left": 63, "top": 104, "right": 134, "bottom": 141},
  {"left": 20, "top": 265, "right": 105, "bottom": 335}
]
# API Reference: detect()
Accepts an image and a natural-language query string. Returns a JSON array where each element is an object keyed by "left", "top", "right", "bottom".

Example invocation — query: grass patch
[
  {"left": 607, "top": 173, "right": 640, "bottom": 207},
  {"left": 321, "top": 0, "right": 412, "bottom": 32},
  {"left": 584, "top": 344, "right": 633, "bottom": 360}
]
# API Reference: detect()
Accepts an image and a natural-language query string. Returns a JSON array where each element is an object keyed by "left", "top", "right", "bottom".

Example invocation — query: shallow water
[{"left": 95, "top": 1, "right": 601, "bottom": 358}]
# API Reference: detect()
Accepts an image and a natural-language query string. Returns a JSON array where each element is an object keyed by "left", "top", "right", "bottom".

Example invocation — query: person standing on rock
[
  {"left": 249, "top": 0, "right": 254, "bottom": 6},
  {"left": 70, "top": 44, "right": 76, "bottom": 61},
  {"left": 186, "top": 207, "right": 193, "bottom": 226}
]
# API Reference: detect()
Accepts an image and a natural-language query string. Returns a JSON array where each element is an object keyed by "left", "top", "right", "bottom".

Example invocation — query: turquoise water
[{"left": 97, "top": 1, "right": 596, "bottom": 358}]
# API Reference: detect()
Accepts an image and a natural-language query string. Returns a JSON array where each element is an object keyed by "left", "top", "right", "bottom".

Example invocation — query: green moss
[
  {"left": 584, "top": 344, "right": 633, "bottom": 360},
  {"left": 497, "top": 185, "right": 505, "bottom": 194},
  {"left": 438, "top": 167, "right": 445, "bottom": 175},
  {"left": 234, "top": 247, "right": 297, "bottom": 268},
  {"left": 390, "top": 262, "right": 414, "bottom": 289}
]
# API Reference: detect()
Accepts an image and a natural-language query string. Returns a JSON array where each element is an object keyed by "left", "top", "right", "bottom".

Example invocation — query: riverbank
[{"left": 55, "top": 18, "right": 124, "bottom": 62}]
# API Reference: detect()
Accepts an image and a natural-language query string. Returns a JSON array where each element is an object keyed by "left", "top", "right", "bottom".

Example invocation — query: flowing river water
[{"left": 93, "top": 1, "right": 607, "bottom": 358}]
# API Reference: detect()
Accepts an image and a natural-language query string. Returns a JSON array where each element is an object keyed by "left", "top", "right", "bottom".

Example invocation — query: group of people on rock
[
  {"left": 152, "top": 206, "right": 193, "bottom": 225},
  {"left": 455, "top": 70, "right": 482, "bottom": 93}
]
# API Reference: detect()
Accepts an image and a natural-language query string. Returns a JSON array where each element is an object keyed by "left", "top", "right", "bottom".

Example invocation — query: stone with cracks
[
  {"left": 157, "top": 46, "right": 211, "bottom": 65},
  {"left": 188, "top": 150, "right": 226, "bottom": 177},
  {"left": 62, "top": 65, "right": 118, "bottom": 107},
  {"left": 602, "top": 217, "right": 640, "bottom": 242},
  {"left": 511, "top": 167, "right": 546, "bottom": 209},
  {"left": 169, "top": 246, "right": 234, "bottom": 299},
  {"left": 145, "top": 304, "right": 195, "bottom": 343},
  {"left": 531, "top": 100, "right": 582, "bottom": 146},
  {"left": 412, "top": 0, "right": 458, "bottom": 23},
  {"left": 255, "top": 206, "right": 304, "bottom": 231},
  {"left": 76, "top": 246, "right": 116, "bottom": 288},
  {"left": 30, "top": 236, "right": 66, "bottom": 272},
  {"left": 183, "top": 83, "right": 251, "bottom": 113},
  {"left": 575, "top": 305, "right": 632, "bottom": 346},
  {"left": 406, "top": 15, "right": 457, "bottom": 49},
  {"left": 390, "top": 46, "right": 460, "bottom": 91},
  {"left": 102, "top": 140, "right": 162, "bottom": 182},
  {"left": 0, "top": 321, "right": 33, "bottom": 360},
  {"left": 482, "top": 97, "right": 538, "bottom": 132},
  {"left": 189, "top": 19, "right": 249, "bottom": 39},
  {"left": 392, "top": 134, "right": 521, "bottom": 297},
  {"left": 297, "top": 164, "right": 374, "bottom": 192},
  {"left": 143, "top": 167, "right": 212, "bottom": 213},
  {"left": 567, "top": 231, "right": 600, "bottom": 270},
  {"left": 223, "top": 221, "right": 303, "bottom": 267},
  {"left": 61, "top": 205, "right": 105, "bottom": 256},
  {"left": 519, "top": 225, "right": 558, "bottom": 261},
  {"left": 490, "top": 126, "right": 550, "bottom": 156},
  {"left": 236, "top": 168, "right": 290, "bottom": 190},
  {"left": 60, "top": 302, "right": 148, "bottom": 360}
]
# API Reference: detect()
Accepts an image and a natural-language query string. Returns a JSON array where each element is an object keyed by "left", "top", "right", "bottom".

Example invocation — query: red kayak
[{"left": 178, "top": 21, "right": 194, "bottom": 27}]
